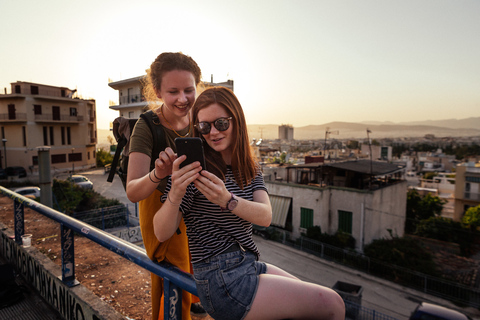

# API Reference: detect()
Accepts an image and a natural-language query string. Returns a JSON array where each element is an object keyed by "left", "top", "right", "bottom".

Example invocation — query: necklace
[{"left": 159, "top": 106, "right": 190, "bottom": 138}]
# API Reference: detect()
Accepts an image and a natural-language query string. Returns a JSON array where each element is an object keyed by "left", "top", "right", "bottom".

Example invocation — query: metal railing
[
  {"left": 344, "top": 301, "right": 399, "bottom": 320},
  {"left": 272, "top": 228, "right": 480, "bottom": 309},
  {"left": 0, "top": 186, "right": 196, "bottom": 320}
]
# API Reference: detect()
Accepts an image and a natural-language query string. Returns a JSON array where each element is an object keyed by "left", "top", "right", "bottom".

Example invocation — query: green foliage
[
  {"left": 364, "top": 237, "right": 438, "bottom": 277},
  {"left": 305, "top": 226, "right": 356, "bottom": 249},
  {"left": 415, "top": 216, "right": 474, "bottom": 256},
  {"left": 462, "top": 205, "right": 480, "bottom": 229},
  {"left": 52, "top": 179, "right": 121, "bottom": 214},
  {"left": 96, "top": 148, "right": 113, "bottom": 167},
  {"left": 423, "top": 172, "right": 438, "bottom": 180},
  {"left": 346, "top": 140, "right": 359, "bottom": 150},
  {"left": 405, "top": 189, "right": 445, "bottom": 234},
  {"left": 52, "top": 179, "right": 85, "bottom": 214}
]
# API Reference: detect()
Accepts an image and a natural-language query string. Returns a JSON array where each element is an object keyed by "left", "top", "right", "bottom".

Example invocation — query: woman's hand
[
  {"left": 154, "top": 147, "right": 176, "bottom": 179},
  {"left": 193, "top": 170, "right": 231, "bottom": 208},
  {"left": 167, "top": 156, "right": 203, "bottom": 203},
  {"left": 153, "top": 155, "right": 202, "bottom": 242}
]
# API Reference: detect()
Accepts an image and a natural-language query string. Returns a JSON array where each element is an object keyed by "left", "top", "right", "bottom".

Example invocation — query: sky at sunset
[{"left": 1, "top": 0, "right": 479, "bottom": 130}]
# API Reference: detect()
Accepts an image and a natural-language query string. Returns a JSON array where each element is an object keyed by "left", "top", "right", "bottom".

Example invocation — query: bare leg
[{"left": 245, "top": 263, "right": 345, "bottom": 320}]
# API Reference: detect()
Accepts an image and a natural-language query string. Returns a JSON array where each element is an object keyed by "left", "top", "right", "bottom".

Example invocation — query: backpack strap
[
  {"left": 140, "top": 110, "right": 166, "bottom": 171},
  {"left": 107, "top": 135, "right": 127, "bottom": 182},
  {"left": 107, "top": 116, "right": 134, "bottom": 183}
]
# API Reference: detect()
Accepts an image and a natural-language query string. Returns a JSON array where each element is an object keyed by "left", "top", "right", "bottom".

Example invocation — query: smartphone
[{"left": 175, "top": 137, "right": 207, "bottom": 170}]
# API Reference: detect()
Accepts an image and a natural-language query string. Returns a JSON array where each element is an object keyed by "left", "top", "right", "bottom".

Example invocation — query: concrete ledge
[{"left": 0, "top": 222, "right": 126, "bottom": 320}]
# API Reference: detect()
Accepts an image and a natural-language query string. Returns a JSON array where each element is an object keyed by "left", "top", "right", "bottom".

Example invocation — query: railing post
[
  {"left": 164, "top": 278, "right": 182, "bottom": 320},
  {"left": 60, "top": 224, "right": 79, "bottom": 287},
  {"left": 13, "top": 199, "right": 24, "bottom": 244}
]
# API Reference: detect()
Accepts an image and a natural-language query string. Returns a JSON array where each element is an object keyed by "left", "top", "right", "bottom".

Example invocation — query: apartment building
[
  {"left": 454, "top": 162, "right": 480, "bottom": 220},
  {"left": 0, "top": 81, "right": 97, "bottom": 175},
  {"left": 108, "top": 75, "right": 234, "bottom": 118},
  {"left": 263, "top": 160, "right": 407, "bottom": 252}
]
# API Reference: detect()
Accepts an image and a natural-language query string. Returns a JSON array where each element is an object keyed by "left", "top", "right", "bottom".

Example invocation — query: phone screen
[{"left": 175, "top": 137, "right": 207, "bottom": 170}]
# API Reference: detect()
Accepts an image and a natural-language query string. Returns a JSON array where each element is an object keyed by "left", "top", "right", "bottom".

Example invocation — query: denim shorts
[{"left": 192, "top": 248, "right": 267, "bottom": 320}]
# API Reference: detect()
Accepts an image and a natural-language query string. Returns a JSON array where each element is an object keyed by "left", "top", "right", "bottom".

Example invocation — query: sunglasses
[{"left": 195, "top": 117, "right": 233, "bottom": 135}]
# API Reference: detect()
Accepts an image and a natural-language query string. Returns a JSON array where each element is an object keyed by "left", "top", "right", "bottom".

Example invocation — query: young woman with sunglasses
[
  {"left": 126, "top": 52, "right": 205, "bottom": 320},
  {"left": 153, "top": 87, "right": 345, "bottom": 320}
]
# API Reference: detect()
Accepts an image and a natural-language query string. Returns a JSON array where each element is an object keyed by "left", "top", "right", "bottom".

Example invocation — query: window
[
  {"left": 61, "top": 127, "right": 65, "bottom": 145},
  {"left": 22, "top": 126, "right": 26, "bottom": 146},
  {"left": 67, "top": 127, "right": 71, "bottom": 145},
  {"left": 338, "top": 210, "right": 353, "bottom": 234},
  {"left": 70, "top": 108, "right": 77, "bottom": 117},
  {"left": 31, "top": 86, "right": 39, "bottom": 95},
  {"left": 34, "top": 105, "right": 42, "bottom": 115},
  {"left": 49, "top": 127, "right": 54, "bottom": 145},
  {"left": 8, "top": 104, "right": 16, "bottom": 120},
  {"left": 300, "top": 207, "right": 314, "bottom": 229},
  {"left": 52, "top": 106, "right": 60, "bottom": 120},
  {"left": 15, "top": 85, "right": 21, "bottom": 94},
  {"left": 43, "top": 127, "right": 48, "bottom": 145},
  {"left": 52, "top": 154, "right": 66, "bottom": 164}
]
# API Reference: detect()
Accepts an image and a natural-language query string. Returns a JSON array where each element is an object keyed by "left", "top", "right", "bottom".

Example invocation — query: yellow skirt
[{"left": 139, "top": 189, "right": 198, "bottom": 320}]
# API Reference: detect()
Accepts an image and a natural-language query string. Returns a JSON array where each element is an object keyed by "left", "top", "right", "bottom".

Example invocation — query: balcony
[
  {"left": 0, "top": 113, "right": 27, "bottom": 122},
  {"left": 466, "top": 167, "right": 480, "bottom": 174},
  {"left": 119, "top": 94, "right": 145, "bottom": 105},
  {"left": 464, "top": 192, "right": 480, "bottom": 201},
  {"left": 35, "top": 114, "right": 84, "bottom": 123}
]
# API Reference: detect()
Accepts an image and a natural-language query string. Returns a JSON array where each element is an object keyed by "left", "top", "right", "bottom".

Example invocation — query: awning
[{"left": 269, "top": 195, "right": 291, "bottom": 228}]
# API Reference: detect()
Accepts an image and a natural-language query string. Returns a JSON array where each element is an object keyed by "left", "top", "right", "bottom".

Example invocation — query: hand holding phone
[{"left": 175, "top": 137, "right": 207, "bottom": 170}]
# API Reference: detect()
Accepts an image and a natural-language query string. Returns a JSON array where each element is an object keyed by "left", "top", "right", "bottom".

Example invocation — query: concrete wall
[
  {"left": 266, "top": 181, "right": 407, "bottom": 252},
  {"left": 0, "top": 222, "right": 124, "bottom": 320}
]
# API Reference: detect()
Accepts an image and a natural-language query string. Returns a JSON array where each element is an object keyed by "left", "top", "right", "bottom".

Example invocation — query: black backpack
[{"left": 107, "top": 110, "right": 166, "bottom": 190}]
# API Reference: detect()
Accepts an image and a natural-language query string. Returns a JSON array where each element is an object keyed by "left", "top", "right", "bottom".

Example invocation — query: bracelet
[
  {"left": 148, "top": 170, "right": 161, "bottom": 183},
  {"left": 153, "top": 169, "right": 162, "bottom": 181},
  {"left": 167, "top": 193, "right": 181, "bottom": 206}
]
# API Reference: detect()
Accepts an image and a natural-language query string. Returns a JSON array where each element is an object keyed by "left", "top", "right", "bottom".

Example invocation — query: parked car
[
  {"left": 6, "top": 166, "right": 27, "bottom": 178},
  {"left": 410, "top": 302, "right": 472, "bottom": 320},
  {"left": 0, "top": 168, "right": 7, "bottom": 180},
  {"left": 67, "top": 175, "right": 93, "bottom": 189},
  {"left": 13, "top": 186, "right": 41, "bottom": 199}
]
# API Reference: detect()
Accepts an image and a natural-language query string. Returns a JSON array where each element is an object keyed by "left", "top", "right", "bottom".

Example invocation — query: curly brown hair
[
  {"left": 191, "top": 87, "right": 258, "bottom": 188},
  {"left": 142, "top": 52, "right": 202, "bottom": 108}
]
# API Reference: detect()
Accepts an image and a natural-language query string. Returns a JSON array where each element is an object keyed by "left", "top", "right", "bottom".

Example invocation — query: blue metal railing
[{"left": 0, "top": 186, "right": 196, "bottom": 320}]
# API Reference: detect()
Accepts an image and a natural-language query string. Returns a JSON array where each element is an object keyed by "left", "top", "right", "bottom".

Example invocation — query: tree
[
  {"left": 462, "top": 205, "right": 480, "bottom": 230},
  {"left": 96, "top": 148, "right": 113, "bottom": 167},
  {"left": 405, "top": 189, "right": 446, "bottom": 234}
]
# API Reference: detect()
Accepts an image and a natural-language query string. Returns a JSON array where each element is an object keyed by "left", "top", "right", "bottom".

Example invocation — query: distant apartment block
[
  {"left": 0, "top": 81, "right": 97, "bottom": 174},
  {"left": 108, "top": 75, "right": 234, "bottom": 119},
  {"left": 454, "top": 162, "right": 480, "bottom": 220},
  {"left": 360, "top": 144, "right": 392, "bottom": 162},
  {"left": 279, "top": 124, "right": 294, "bottom": 141}
]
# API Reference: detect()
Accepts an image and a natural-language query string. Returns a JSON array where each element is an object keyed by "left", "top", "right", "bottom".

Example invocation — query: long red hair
[{"left": 191, "top": 87, "right": 258, "bottom": 188}]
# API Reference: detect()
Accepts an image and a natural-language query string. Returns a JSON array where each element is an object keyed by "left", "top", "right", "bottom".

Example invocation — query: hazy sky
[{"left": 1, "top": 0, "right": 479, "bottom": 130}]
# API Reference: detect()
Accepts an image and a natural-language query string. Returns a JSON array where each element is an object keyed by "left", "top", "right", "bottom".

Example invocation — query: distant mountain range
[
  {"left": 247, "top": 117, "right": 480, "bottom": 140},
  {"left": 98, "top": 117, "right": 480, "bottom": 146}
]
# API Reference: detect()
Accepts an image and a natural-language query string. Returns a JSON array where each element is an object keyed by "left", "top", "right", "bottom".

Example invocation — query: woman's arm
[
  {"left": 126, "top": 148, "right": 176, "bottom": 203},
  {"left": 153, "top": 155, "right": 203, "bottom": 242},
  {"left": 194, "top": 171, "right": 272, "bottom": 227}
]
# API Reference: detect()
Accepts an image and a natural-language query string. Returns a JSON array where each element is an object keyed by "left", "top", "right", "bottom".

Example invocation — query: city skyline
[{"left": 1, "top": 0, "right": 479, "bottom": 130}]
